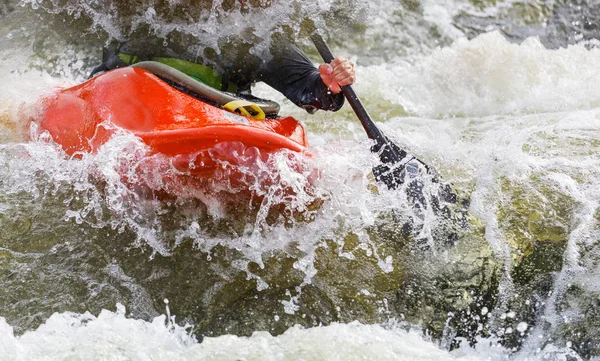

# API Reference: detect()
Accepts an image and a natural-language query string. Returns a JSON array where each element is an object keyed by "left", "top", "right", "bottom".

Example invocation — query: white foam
[
  {"left": 2, "top": 1, "right": 600, "bottom": 359},
  {"left": 0, "top": 307, "right": 502, "bottom": 361},
  {"left": 358, "top": 31, "right": 600, "bottom": 118}
]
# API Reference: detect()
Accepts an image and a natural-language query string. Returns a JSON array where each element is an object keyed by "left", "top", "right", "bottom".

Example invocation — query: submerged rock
[
  {"left": 91, "top": 203, "right": 498, "bottom": 344},
  {"left": 491, "top": 176, "right": 574, "bottom": 350},
  {"left": 532, "top": 205, "right": 600, "bottom": 359},
  {"left": 0, "top": 146, "right": 502, "bottom": 349},
  {"left": 0, "top": 145, "right": 580, "bottom": 356},
  {"left": 71, "top": 168, "right": 503, "bottom": 347}
]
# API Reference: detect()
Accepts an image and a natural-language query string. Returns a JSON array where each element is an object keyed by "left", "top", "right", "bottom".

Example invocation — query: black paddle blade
[
  {"left": 371, "top": 137, "right": 412, "bottom": 189},
  {"left": 371, "top": 136, "right": 408, "bottom": 164},
  {"left": 371, "top": 137, "right": 462, "bottom": 216}
]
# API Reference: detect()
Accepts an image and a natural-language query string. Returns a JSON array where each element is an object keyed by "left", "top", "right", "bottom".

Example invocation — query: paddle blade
[{"left": 371, "top": 137, "right": 411, "bottom": 189}]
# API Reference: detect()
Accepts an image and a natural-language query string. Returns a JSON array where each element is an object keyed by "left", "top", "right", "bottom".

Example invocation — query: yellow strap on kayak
[{"left": 222, "top": 100, "right": 265, "bottom": 120}]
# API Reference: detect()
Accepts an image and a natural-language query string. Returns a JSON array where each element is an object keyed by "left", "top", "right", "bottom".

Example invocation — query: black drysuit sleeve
[{"left": 256, "top": 42, "right": 345, "bottom": 113}]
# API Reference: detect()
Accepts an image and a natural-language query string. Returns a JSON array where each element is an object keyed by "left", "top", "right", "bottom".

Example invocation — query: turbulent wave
[
  {"left": 375, "top": 31, "right": 600, "bottom": 118},
  {"left": 0, "top": 306, "right": 503, "bottom": 361},
  {"left": 3, "top": 0, "right": 600, "bottom": 360}
]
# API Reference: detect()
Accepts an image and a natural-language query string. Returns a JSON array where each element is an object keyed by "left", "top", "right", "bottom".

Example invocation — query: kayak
[{"left": 38, "top": 62, "right": 310, "bottom": 191}]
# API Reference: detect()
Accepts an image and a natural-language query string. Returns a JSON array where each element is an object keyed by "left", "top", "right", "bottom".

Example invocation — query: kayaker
[{"left": 90, "top": 34, "right": 356, "bottom": 114}]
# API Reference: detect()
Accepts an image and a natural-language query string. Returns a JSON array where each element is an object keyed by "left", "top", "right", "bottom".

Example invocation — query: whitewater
[{"left": 2, "top": 0, "right": 600, "bottom": 360}]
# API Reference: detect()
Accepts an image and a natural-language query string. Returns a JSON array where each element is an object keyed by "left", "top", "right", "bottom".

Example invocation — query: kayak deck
[{"left": 40, "top": 67, "right": 308, "bottom": 158}]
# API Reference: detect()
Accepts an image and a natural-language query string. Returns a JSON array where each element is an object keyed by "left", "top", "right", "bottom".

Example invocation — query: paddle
[{"left": 310, "top": 32, "right": 429, "bottom": 190}]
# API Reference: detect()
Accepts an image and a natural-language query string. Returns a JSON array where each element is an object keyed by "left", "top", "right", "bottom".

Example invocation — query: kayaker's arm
[
  {"left": 257, "top": 43, "right": 348, "bottom": 113},
  {"left": 88, "top": 38, "right": 356, "bottom": 114}
]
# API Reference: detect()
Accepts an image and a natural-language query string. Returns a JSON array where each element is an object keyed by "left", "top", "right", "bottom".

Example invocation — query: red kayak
[{"left": 38, "top": 62, "right": 312, "bottom": 195}]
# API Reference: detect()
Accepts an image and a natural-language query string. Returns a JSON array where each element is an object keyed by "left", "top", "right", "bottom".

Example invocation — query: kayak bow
[{"left": 40, "top": 65, "right": 309, "bottom": 179}]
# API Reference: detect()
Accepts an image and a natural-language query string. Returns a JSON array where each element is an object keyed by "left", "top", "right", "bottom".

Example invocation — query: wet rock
[
  {"left": 541, "top": 0, "right": 600, "bottom": 49},
  {"left": 81, "top": 178, "right": 501, "bottom": 347},
  {"left": 492, "top": 176, "right": 574, "bottom": 349},
  {"left": 388, "top": 218, "right": 499, "bottom": 346},
  {"left": 0, "top": 194, "right": 155, "bottom": 335},
  {"left": 529, "top": 205, "right": 600, "bottom": 359},
  {"left": 0, "top": 0, "right": 14, "bottom": 17}
]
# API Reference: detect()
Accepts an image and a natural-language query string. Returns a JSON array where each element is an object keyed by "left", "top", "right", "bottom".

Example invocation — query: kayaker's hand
[{"left": 318, "top": 56, "right": 355, "bottom": 94}]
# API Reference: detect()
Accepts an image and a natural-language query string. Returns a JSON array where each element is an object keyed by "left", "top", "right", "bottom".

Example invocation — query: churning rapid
[{"left": 2, "top": 0, "right": 600, "bottom": 360}]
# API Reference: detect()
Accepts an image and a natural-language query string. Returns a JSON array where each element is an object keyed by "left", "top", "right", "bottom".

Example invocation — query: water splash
[
  {"left": 3, "top": 0, "right": 600, "bottom": 359},
  {"left": 0, "top": 305, "right": 504, "bottom": 361}
]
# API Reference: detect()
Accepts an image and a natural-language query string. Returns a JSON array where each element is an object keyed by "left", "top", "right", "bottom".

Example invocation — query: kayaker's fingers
[
  {"left": 337, "top": 74, "right": 356, "bottom": 87},
  {"left": 319, "top": 63, "right": 341, "bottom": 93},
  {"left": 331, "top": 57, "right": 356, "bottom": 86},
  {"left": 328, "top": 82, "right": 342, "bottom": 94},
  {"left": 319, "top": 63, "right": 333, "bottom": 76},
  {"left": 320, "top": 57, "right": 355, "bottom": 93}
]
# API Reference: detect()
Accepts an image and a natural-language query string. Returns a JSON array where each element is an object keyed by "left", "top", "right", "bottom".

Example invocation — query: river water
[{"left": 2, "top": 0, "right": 600, "bottom": 360}]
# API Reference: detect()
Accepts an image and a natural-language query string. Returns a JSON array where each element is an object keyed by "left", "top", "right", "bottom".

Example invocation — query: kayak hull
[{"left": 39, "top": 67, "right": 310, "bottom": 191}]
